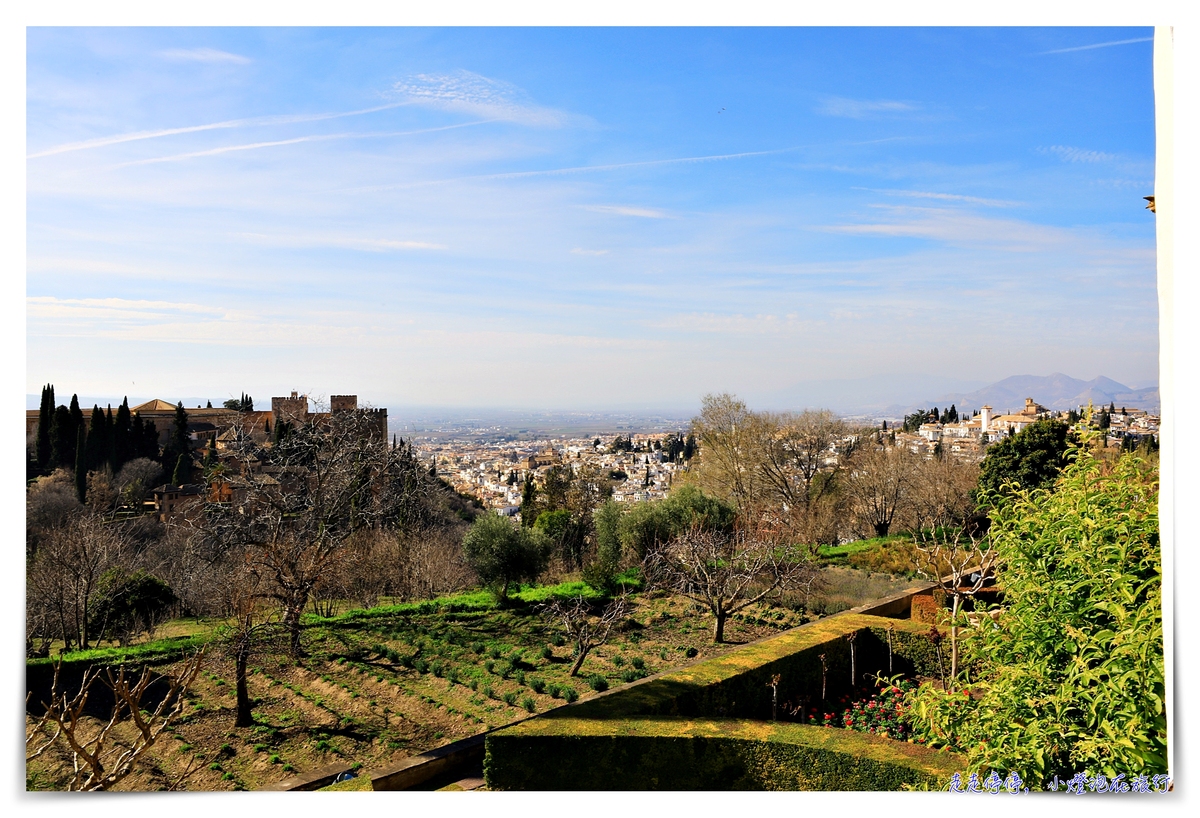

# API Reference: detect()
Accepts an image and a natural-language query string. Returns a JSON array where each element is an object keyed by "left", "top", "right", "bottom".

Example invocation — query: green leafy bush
[
  {"left": 562, "top": 687, "right": 579, "bottom": 703},
  {"left": 529, "top": 678, "right": 546, "bottom": 694},
  {"left": 522, "top": 696, "right": 536, "bottom": 713},
  {"left": 909, "top": 442, "right": 1163, "bottom": 785},
  {"left": 503, "top": 691, "right": 518, "bottom": 706},
  {"left": 631, "top": 657, "right": 645, "bottom": 670}
]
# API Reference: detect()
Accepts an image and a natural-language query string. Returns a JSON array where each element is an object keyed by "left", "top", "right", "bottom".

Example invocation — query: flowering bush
[{"left": 807, "top": 676, "right": 921, "bottom": 742}]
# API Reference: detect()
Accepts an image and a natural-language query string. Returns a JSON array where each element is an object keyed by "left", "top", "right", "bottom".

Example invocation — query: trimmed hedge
[
  {"left": 555, "top": 613, "right": 944, "bottom": 723},
  {"left": 484, "top": 611, "right": 964, "bottom": 789},
  {"left": 485, "top": 716, "right": 961, "bottom": 790}
]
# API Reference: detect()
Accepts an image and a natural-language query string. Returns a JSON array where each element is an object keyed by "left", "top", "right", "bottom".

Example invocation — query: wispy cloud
[
  {"left": 817, "top": 96, "right": 919, "bottom": 119},
  {"left": 823, "top": 206, "right": 1093, "bottom": 253},
  {"left": 27, "top": 102, "right": 418, "bottom": 159},
  {"left": 112, "top": 121, "right": 495, "bottom": 168},
  {"left": 1039, "top": 145, "right": 1116, "bottom": 163},
  {"left": 571, "top": 248, "right": 609, "bottom": 256},
  {"left": 355, "top": 146, "right": 803, "bottom": 193},
  {"left": 235, "top": 232, "right": 446, "bottom": 252},
  {"left": 858, "top": 188, "right": 1021, "bottom": 208},
  {"left": 649, "top": 312, "right": 816, "bottom": 336},
  {"left": 1040, "top": 37, "right": 1153, "bottom": 55},
  {"left": 157, "top": 47, "right": 252, "bottom": 64},
  {"left": 391, "top": 70, "right": 575, "bottom": 128},
  {"left": 582, "top": 205, "right": 668, "bottom": 219}
]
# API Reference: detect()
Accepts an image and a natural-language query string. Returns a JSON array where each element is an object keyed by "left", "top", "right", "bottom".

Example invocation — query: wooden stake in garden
[
  {"left": 767, "top": 673, "right": 781, "bottom": 721},
  {"left": 847, "top": 631, "right": 858, "bottom": 688}
]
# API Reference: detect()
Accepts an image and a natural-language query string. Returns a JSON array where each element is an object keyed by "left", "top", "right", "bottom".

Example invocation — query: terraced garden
[{"left": 26, "top": 583, "right": 812, "bottom": 791}]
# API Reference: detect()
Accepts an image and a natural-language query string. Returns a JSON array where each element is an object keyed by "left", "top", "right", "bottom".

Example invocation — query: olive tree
[{"left": 462, "top": 512, "right": 549, "bottom": 601}]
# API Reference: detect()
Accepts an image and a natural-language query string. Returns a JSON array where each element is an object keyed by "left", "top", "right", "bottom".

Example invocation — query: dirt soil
[{"left": 27, "top": 593, "right": 810, "bottom": 791}]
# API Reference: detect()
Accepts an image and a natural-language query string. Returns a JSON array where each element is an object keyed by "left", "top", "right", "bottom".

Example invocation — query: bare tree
[
  {"left": 648, "top": 524, "right": 815, "bottom": 643},
  {"left": 844, "top": 442, "right": 918, "bottom": 538},
  {"left": 201, "top": 409, "right": 436, "bottom": 657},
  {"left": 26, "top": 513, "right": 128, "bottom": 651},
  {"left": 541, "top": 595, "right": 630, "bottom": 676},
  {"left": 689, "top": 393, "right": 770, "bottom": 511},
  {"left": 26, "top": 652, "right": 204, "bottom": 790},
  {"left": 913, "top": 526, "right": 996, "bottom": 686},
  {"left": 26, "top": 469, "right": 83, "bottom": 540},
  {"left": 757, "top": 409, "right": 849, "bottom": 510},
  {"left": 212, "top": 567, "right": 290, "bottom": 727},
  {"left": 909, "top": 453, "right": 980, "bottom": 536}
]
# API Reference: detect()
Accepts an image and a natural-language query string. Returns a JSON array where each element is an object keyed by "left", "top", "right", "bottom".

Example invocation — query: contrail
[
  {"left": 27, "top": 101, "right": 416, "bottom": 159},
  {"left": 1040, "top": 37, "right": 1153, "bottom": 55}
]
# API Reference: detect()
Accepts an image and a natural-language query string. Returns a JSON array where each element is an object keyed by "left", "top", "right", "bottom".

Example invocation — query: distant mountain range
[{"left": 923, "top": 373, "right": 1159, "bottom": 417}]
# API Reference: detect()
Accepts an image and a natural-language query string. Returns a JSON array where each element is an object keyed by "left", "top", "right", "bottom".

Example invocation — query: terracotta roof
[{"left": 132, "top": 399, "right": 180, "bottom": 412}]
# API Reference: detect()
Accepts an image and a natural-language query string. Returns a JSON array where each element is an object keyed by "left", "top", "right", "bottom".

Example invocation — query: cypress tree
[
  {"left": 164, "top": 402, "right": 190, "bottom": 466},
  {"left": 171, "top": 452, "right": 190, "bottom": 486},
  {"left": 36, "top": 384, "right": 54, "bottom": 470},
  {"left": 86, "top": 405, "right": 107, "bottom": 471},
  {"left": 138, "top": 415, "right": 160, "bottom": 461},
  {"left": 69, "top": 394, "right": 84, "bottom": 438},
  {"left": 49, "top": 405, "right": 75, "bottom": 470},
  {"left": 112, "top": 397, "right": 132, "bottom": 473},
  {"left": 74, "top": 426, "right": 87, "bottom": 504}
]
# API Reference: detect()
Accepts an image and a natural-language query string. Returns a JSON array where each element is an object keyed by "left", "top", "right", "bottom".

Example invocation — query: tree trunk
[
  {"left": 569, "top": 643, "right": 590, "bottom": 676},
  {"left": 284, "top": 605, "right": 303, "bottom": 659},
  {"left": 950, "top": 595, "right": 960, "bottom": 686},
  {"left": 235, "top": 642, "right": 253, "bottom": 727},
  {"left": 713, "top": 609, "right": 726, "bottom": 643},
  {"left": 873, "top": 520, "right": 890, "bottom": 538}
]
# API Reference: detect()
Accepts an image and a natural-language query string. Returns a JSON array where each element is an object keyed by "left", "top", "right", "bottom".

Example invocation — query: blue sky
[{"left": 26, "top": 27, "right": 1158, "bottom": 412}]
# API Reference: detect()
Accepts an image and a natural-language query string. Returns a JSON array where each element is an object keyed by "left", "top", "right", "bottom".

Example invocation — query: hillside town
[{"left": 422, "top": 396, "right": 1159, "bottom": 517}]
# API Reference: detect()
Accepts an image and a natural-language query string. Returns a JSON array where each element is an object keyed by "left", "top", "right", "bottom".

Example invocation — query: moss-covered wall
[
  {"left": 485, "top": 612, "right": 961, "bottom": 790},
  {"left": 485, "top": 717, "right": 961, "bottom": 791},
  {"left": 555, "top": 613, "right": 942, "bottom": 723}
]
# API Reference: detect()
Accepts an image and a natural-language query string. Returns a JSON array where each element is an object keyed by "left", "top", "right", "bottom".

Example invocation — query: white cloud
[
  {"left": 817, "top": 97, "right": 919, "bottom": 119},
  {"left": 157, "top": 47, "right": 252, "bottom": 64},
  {"left": 582, "top": 204, "right": 668, "bottom": 219},
  {"left": 391, "top": 70, "right": 574, "bottom": 128},
  {"left": 1039, "top": 145, "right": 1117, "bottom": 163}
]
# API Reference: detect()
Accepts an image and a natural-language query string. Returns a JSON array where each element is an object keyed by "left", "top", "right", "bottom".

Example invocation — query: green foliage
[
  {"left": 587, "top": 674, "right": 609, "bottom": 692},
  {"left": 485, "top": 718, "right": 959, "bottom": 790},
  {"left": 975, "top": 418, "right": 1073, "bottom": 502},
  {"left": 461, "top": 512, "right": 551, "bottom": 601},
  {"left": 617, "top": 485, "right": 735, "bottom": 562},
  {"left": 909, "top": 443, "right": 1163, "bottom": 785},
  {"left": 88, "top": 570, "right": 177, "bottom": 641},
  {"left": 585, "top": 500, "right": 625, "bottom": 592}
]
